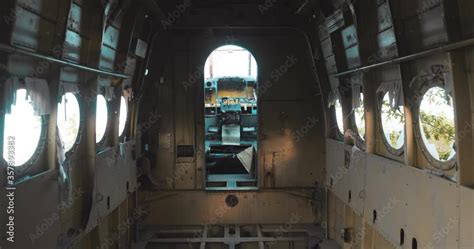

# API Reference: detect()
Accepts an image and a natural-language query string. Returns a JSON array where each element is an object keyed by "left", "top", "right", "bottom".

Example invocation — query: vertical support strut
[{"left": 256, "top": 225, "right": 265, "bottom": 249}]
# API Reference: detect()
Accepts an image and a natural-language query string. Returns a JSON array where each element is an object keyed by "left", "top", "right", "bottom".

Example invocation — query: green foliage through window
[
  {"left": 381, "top": 93, "right": 405, "bottom": 150},
  {"left": 419, "top": 87, "right": 455, "bottom": 161}
]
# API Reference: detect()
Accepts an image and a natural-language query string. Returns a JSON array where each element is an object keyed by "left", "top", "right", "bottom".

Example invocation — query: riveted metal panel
[
  {"left": 141, "top": 191, "right": 318, "bottom": 225},
  {"left": 135, "top": 39, "right": 148, "bottom": 58},
  {"left": 345, "top": 45, "right": 361, "bottom": 69},
  {"left": 260, "top": 100, "right": 323, "bottom": 187},
  {"left": 10, "top": 6, "right": 56, "bottom": 52},
  {"left": 174, "top": 52, "right": 195, "bottom": 164},
  {"left": 100, "top": 24, "right": 120, "bottom": 70},
  {"left": 415, "top": 0, "right": 442, "bottom": 15},
  {"left": 11, "top": 6, "right": 40, "bottom": 48},
  {"left": 59, "top": 67, "right": 81, "bottom": 83},
  {"left": 460, "top": 186, "right": 474, "bottom": 249},
  {"left": 122, "top": 56, "right": 137, "bottom": 86},
  {"left": 393, "top": 0, "right": 448, "bottom": 53},
  {"left": 458, "top": 0, "right": 474, "bottom": 36},
  {"left": 153, "top": 51, "right": 176, "bottom": 188},
  {"left": 7, "top": 54, "right": 37, "bottom": 77},
  {"left": 318, "top": 24, "right": 330, "bottom": 41},
  {"left": 174, "top": 163, "right": 195, "bottom": 189},
  {"left": 17, "top": 0, "right": 42, "bottom": 16},
  {"left": 329, "top": 148, "right": 464, "bottom": 248},
  {"left": 63, "top": 29, "right": 82, "bottom": 62},
  {"left": 326, "top": 141, "right": 347, "bottom": 193},
  {"left": 325, "top": 140, "right": 344, "bottom": 185},
  {"left": 364, "top": 154, "right": 407, "bottom": 246},
  {"left": 0, "top": 171, "right": 60, "bottom": 249},
  {"left": 347, "top": 148, "right": 366, "bottom": 216},
  {"left": 331, "top": 193, "right": 345, "bottom": 245},
  {"left": 402, "top": 166, "right": 459, "bottom": 249},
  {"left": 326, "top": 10, "right": 345, "bottom": 34},
  {"left": 103, "top": 25, "right": 120, "bottom": 49},
  {"left": 326, "top": 141, "right": 366, "bottom": 217},
  {"left": 68, "top": 3, "right": 82, "bottom": 32},
  {"left": 99, "top": 44, "right": 117, "bottom": 71},
  {"left": 325, "top": 54, "right": 338, "bottom": 74},
  {"left": 17, "top": 0, "right": 60, "bottom": 21},
  {"left": 341, "top": 25, "right": 358, "bottom": 49},
  {"left": 362, "top": 153, "right": 460, "bottom": 249},
  {"left": 419, "top": 6, "right": 448, "bottom": 47},
  {"left": 377, "top": 2, "right": 393, "bottom": 32},
  {"left": 377, "top": 28, "right": 398, "bottom": 59},
  {"left": 321, "top": 38, "right": 333, "bottom": 59},
  {"left": 85, "top": 141, "right": 137, "bottom": 232},
  {"left": 329, "top": 75, "right": 340, "bottom": 90}
]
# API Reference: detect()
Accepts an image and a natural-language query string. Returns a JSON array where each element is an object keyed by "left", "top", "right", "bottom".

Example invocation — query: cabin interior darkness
[{"left": 0, "top": 0, "right": 473, "bottom": 248}]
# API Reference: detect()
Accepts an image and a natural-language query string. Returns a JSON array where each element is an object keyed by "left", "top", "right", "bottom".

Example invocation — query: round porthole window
[
  {"left": 57, "top": 93, "right": 81, "bottom": 152},
  {"left": 417, "top": 86, "right": 456, "bottom": 166},
  {"left": 380, "top": 92, "right": 405, "bottom": 153},
  {"left": 335, "top": 99, "right": 344, "bottom": 134},
  {"left": 3, "top": 89, "right": 43, "bottom": 166},
  {"left": 96, "top": 94, "right": 108, "bottom": 143},
  {"left": 354, "top": 93, "right": 366, "bottom": 140},
  {"left": 118, "top": 96, "right": 128, "bottom": 137}
]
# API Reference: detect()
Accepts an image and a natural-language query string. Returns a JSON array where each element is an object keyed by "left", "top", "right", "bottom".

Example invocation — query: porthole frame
[
  {"left": 57, "top": 92, "right": 85, "bottom": 159},
  {"left": 95, "top": 93, "right": 110, "bottom": 147},
  {"left": 352, "top": 93, "right": 366, "bottom": 149},
  {"left": 413, "top": 82, "right": 456, "bottom": 171},
  {"left": 377, "top": 90, "right": 405, "bottom": 156},
  {"left": 1, "top": 90, "right": 49, "bottom": 173},
  {"left": 117, "top": 95, "right": 129, "bottom": 140},
  {"left": 17, "top": 116, "right": 48, "bottom": 173},
  {"left": 332, "top": 97, "right": 345, "bottom": 140}
]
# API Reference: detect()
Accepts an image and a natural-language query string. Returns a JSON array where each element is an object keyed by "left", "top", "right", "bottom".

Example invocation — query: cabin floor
[{"left": 133, "top": 224, "right": 338, "bottom": 249}]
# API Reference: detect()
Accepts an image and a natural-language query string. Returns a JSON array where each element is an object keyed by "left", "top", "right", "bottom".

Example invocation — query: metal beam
[
  {"left": 138, "top": 224, "right": 323, "bottom": 248},
  {"left": 0, "top": 43, "right": 129, "bottom": 79},
  {"left": 200, "top": 226, "right": 208, "bottom": 249},
  {"left": 256, "top": 225, "right": 265, "bottom": 249}
]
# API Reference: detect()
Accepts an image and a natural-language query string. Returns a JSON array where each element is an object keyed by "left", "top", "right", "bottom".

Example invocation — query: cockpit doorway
[{"left": 203, "top": 45, "right": 258, "bottom": 190}]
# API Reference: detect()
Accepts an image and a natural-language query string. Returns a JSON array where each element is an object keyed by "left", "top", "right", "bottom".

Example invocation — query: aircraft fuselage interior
[{"left": 0, "top": 0, "right": 474, "bottom": 249}]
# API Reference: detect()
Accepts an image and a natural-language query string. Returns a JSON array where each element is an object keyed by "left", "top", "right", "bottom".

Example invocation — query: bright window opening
[
  {"left": 204, "top": 45, "right": 257, "bottom": 79},
  {"left": 3, "top": 89, "right": 43, "bottom": 166},
  {"left": 118, "top": 96, "right": 127, "bottom": 137},
  {"left": 96, "top": 94, "right": 108, "bottom": 143},
  {"left": 335, "top": 99, "right": 344, "bottom": 134},
  {"left": 354, "top": 93, "right": 366, "bottom": 140},
  {"left": 204, "top": 45, "right": 258, "bottom": 190},
  {"left": 419, "top": 86, "right": 456, "bottom": 162},
  {"left": 381, "top": 93, "right": 405, "bottom": 151},
  {"left": 57, "top": 93, "right": 81, "bottom": 152}
]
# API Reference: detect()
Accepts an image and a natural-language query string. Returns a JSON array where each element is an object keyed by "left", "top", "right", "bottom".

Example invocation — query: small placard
[
  {"left": 159, "top": 133, "right": 171, "bottom": 149},
  {"left": 177, "top": 145, "right": 194, "bottom": 158},
  {"left": 135, "top": 39, "right": 148, "bottom": 58}
]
